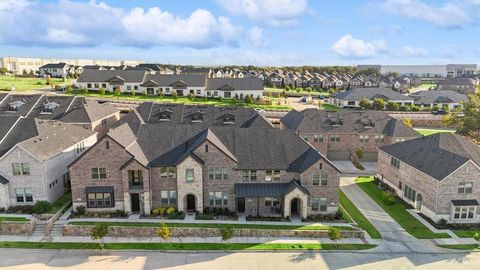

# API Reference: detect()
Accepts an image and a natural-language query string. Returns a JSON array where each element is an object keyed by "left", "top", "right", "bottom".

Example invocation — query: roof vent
[{"left": 8, "top": 100, "right": 25, "bottom": 111}]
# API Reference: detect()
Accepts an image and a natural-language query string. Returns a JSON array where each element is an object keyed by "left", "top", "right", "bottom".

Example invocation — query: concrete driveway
[
  {"left": 340, "top": 177, "right": 446, "bottom": 254},
  {"left": 332, "top": 161, "right": 377, "bottom": 175}
]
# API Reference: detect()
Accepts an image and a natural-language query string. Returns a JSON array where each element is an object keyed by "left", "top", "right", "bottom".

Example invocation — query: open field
[
  {"left": 0, "top": 76, "right": 73, "bottom": 91},
  {"left": 71, "top": 92, "right": 293, "bottom": 110}
]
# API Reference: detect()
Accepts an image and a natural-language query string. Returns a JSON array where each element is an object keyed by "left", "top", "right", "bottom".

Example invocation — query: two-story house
[
  {"left": 0, "top": 117, "right": 96, "bottom": 209},
  {"left": 281, "top": 109, "right": 420, "bottom": 161},
  {"left": 38, "top": 62, "right": 71, "bottom": 78},
  {"left": 378, "top": 134, "right": 480, "bottom": 224},
  {"left": 69, "top": 107, "right": 342, "bottom": 219}
]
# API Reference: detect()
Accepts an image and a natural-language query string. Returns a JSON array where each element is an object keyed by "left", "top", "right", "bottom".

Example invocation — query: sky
[{"left": 0, "top": 0, "right": 479, "bottom": 66}]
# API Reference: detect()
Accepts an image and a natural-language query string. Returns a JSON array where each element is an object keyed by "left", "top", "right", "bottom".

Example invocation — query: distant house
[
  {"left": 39, "top": 62, "right": 70, "bottom": 78},
  {"left": 330, "top": 88, "right": 415, "bottom": 108},
  {"left": 76, "top": 70, "right": 264, "bottom": 100},
  {"left": 409, "top": 90, "right": 468, "bottom": 110},
  {"left": 0, "top": 94, "right": 120, "bottom": 136},
  {"left": 281, "top": 109, "right": 420, "bottom": 161},
  {"left": 437, "top": 77, "right": 479, "bottom": 95},
  {"left": 0, "top": 117, "right": 96, "bottom": 209},
  {"left": 378, "top": 134, "right": 480, "bottom": 224}
]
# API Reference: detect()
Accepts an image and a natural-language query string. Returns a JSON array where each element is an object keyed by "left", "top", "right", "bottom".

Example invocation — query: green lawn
[
  {"left": 452, "top": 230, "right": 480, "bottom": 238},
  {"left": 414, "top": 128, "right": 455, "bottom": 136},
  {"left": 0, "top": 241, "right": 376, "bottom": 251},
  {"left": 438, "top": 244, "right": 479, "bottom": 251},
  {"left": 48, "top": 192, "right": 72, "bottom": 214},
  {"left": 0, "top": 216, "right": 30, "bottom": 222},
  {"left": 338, "top": 205, "right": 354, "bottom": 224},
  {"left": 72, "top": 92, "right": 292, "bottom": 111},
  {"left": 355, "top": 176, "right": 450, "bottom": 239},
  {"left": 264, "top": 87, "right": 330, "bottom": 97},
  {"left": 339, "top": 190, "right": 382, "bottom": 239},
  {"left": 322, "top": 104, "right": 341, "bottom": 111},
  {"left": 68, "top": 221, "right": 352, "bottom": 231},
  {"left": 0, "top": 76, "right": 73, "bottom": 91}
]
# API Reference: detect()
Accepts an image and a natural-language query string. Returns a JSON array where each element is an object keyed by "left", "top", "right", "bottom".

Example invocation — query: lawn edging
[
  {"left": 64, "top": 223, "right": 364, "bottom": 238},
  {"left": 0, "top": 241, "right": 376, "bottom": 251},
  {"left": 339, "top": 190, "right": 381, "bottom": 239},
  {"left": 355, "top": 176, "right": 450, "bottom": 239}
]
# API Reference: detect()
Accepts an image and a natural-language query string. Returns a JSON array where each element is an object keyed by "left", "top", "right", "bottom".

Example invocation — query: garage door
[
  {"left": 360, "top": 152, "right": 378, "bottom": 162},
  {"left": 327, "top": 151, "right": 351, "bottom": 161}
]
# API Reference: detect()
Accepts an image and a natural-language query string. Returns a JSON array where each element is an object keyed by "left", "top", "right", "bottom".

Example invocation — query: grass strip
[
  {"left": 0, "top": 216, "right": 30, "bottom": 222},
  {"left": 68, "top": 221, "right": 352, "bottom": 231},
  {"left": 0, "top": 241, "right": 376, "bottom": 251},
  {"left": 339, "top": 190, "right": 381, "bottom": 239},
  {"left": 355, "top": 176, "right": 450, "bottom": 239},
  {"left": 438, "top": 244, "right": 479, "bottom": 251}
]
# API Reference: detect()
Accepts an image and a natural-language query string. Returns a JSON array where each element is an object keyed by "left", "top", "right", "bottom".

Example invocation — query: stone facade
[
  {"left": 70, "top": 136, "right": 341, "bottom": 218},
  {"left": 378, "top": 150, "right": 480, "bottom": 223},
  {"left": 0, "top": 220, "right": 35, "bottom": 235},
  {"left": 63, "top": 224, "right": 364, "bottom": 238}
]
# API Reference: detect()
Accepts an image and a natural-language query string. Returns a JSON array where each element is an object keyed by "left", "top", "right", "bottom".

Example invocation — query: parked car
[{"left": 431, "top": 109, "right": 447, "bottom": 115}]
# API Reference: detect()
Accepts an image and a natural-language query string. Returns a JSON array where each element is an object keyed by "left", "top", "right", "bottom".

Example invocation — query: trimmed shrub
[
  {"left": 33, "top": 201, "right": 53, "bottom": 214},
  {"left": 76, "top": 206, "right": 86, "bottom": 216}
]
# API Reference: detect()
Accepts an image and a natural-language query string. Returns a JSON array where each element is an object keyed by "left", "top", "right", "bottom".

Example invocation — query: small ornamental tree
[
  {"left": 90, "top": 224, "right": 109, "bottom": 251},
  {"left": 172, "top": 91, "right": 178, "bottom": 100},
  {"left": 219, "top": 226, "right": 234, "bottom": 242},
  {"left": 355, "top": 148, "right": 364, "bottom": 160},
  {"left": 99, "top": 88, "right": 106, "bottom": 95},
  {"left": 359, "top": 98, "right": 370, "bottom": 109},
  {"left": 328, "top": 227, "right": 341, "bottom": 247},
  {"left": 473, "top": 232, "right": 480, "bottom": 247},
  {"left": 373, "top": 98, "right": 386, "bottom": 110},
  {"left": 81, "top": 87, "right": 88, "bottom": 95},
  {"left": 66, "top": 85, "right": 73, "bottom": 94},
  {"left": 245, "top": 95, "right": 253, "bottom": 104},
  {"left": 157, "top": 223, "right": 172, "bottom": 241},
  {"left": 113, "top": 86, "right": 121, "bottom": 97},
  {"left": 386, "top": 102, "right": 399, "bottom": 111}
]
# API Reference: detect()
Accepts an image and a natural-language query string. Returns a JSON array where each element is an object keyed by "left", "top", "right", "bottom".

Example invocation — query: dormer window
[
  {"left": 327, "top": 116, "right": 343, "bottom": 126},
  {"left": 360, "top": 118, "right": 375, "bottom": 128},
  {"left": 8, "top": 101, "right": 25, "bottom": 112}
]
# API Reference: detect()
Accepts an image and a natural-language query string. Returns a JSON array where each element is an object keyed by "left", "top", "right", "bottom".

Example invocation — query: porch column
[
  {"left": 143, "top": 192, "right": 151, "bottom": 215},
  {"left": 124, "top": 192, "right": 132, "bottom": 213}
]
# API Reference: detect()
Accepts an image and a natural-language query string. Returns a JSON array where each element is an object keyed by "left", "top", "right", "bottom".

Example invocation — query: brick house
[
  {"left": 280, "top": 109, "right": 420, "bottom": 161},
  {"left": 378, "top": 134, "right": 480, "bottom": 224},
  {"left": 69, "top": 105, "right": 342, "bottom": 219}
]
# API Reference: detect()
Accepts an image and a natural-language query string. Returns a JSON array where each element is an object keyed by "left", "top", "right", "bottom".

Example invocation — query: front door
[
  {"left": 147, "top": 88, "right": 155, "bottom": 95},
  {"left": 186, "top": 194, "right": 196, "bottom": 212},
  {"left": 176, "top": 89, "right": 184, "bottom": 96},
  {"left": 290, "top": 198, "right": 298, "bottom": 215},
  {"left": 237, "top": 197, "right": 245, "bottom": 213},
  {"left": 131, "top": 193, "right": 140, "bottom": 212}
]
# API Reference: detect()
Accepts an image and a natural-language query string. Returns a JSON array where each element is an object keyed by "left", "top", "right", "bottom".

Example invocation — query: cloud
[
  {"left": 216, "top": 0, "right": 309, "bottom": 27},
  {"left": 0, "top": 0, "right": 241, "bottom": 48},
  {"left": 331, "top": 34, "right": 387, "bottom": 58},
  {"left": 247, "top": 27, "right": 266, "bottom": 47},
  {"left": 379, "top": 0, "right": 473, "bottom": 28},
  {"left": 403, "top": 46, "right": 427, "bottom": 57}
]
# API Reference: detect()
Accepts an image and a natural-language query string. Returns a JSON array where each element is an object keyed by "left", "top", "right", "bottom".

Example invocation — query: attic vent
[
  {"left": 41, "top": 102, "right": 60, "bottom": 114},
  {"left": 360, "top": 117, "right": 375, "bottom": 128},
  {"left": 8, "top": 100, "right": 25, "bottom": 111},
  {"left": 192, "top": 114, "right": 203, "bottom": 122},
  {"left": 159, "top": 109, "right": 173, "bottom": 121}
]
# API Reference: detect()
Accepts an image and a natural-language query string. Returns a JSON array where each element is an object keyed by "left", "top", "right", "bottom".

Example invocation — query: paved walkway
[{"left": 339, "top": 177, "right": 449, "bottom": 253}]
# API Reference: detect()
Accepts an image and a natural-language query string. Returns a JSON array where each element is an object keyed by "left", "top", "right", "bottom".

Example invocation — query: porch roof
[
  {"left": 234, "top": 180, "right": 309, "bottom": 197},
  {"left": 85, "top": 186, "right": 114, "bottom": 194},
  {"left": 451, "top": 199, "right": 479, "bottom": 206},
  {"left": 0, "top": 174, "right": 8, "bottom": 185}
]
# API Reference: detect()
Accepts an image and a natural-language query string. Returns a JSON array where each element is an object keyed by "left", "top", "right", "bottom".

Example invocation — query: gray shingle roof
[
  {"left": 234, "top": 180, "right": 309, "bottom": 197},
  {"left": 40, "top": 63, "right": 68, "bottom": 69},
  {"left": 77, "top": 69, "right": 146, "bottom": 83},
  {"left": 206, "top": 78, "right": 263, "bottom": 91},
  {"left": 409, "top": 90, "right": 468, "bottom": 105},
  {"left": 332, "top": 88, "right": 413, "bottom": 101},
  {"left": 380, "top": 133, "right": 480, "bottom": 180},
  {"left": 109, "top": 122, "right": 325, "bottom": 173},
  {"left": 0, "top": 94, "right": 43, "bottom": 117},
  {"left": 60, "top": 98, "right": 118, "bottom": 123},
  {"left": 143, "top": 74, "right": 207, "bottom": 87},
  {"left": 0, "top": 117, "right": 38, "bottom": 157},
  {"left": 281, "top": 109, "right": 420, "bottom": 137}
]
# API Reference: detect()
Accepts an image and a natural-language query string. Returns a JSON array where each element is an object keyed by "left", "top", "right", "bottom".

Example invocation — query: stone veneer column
[
  {"left": 176, "top": 156, "right": 204, "bottom": 213},
  {"left": 143, "top": 192, "right": 151, "bottom": 215},
  {"left": 124, "top": 192, "right": 132, "bottom": 213}
]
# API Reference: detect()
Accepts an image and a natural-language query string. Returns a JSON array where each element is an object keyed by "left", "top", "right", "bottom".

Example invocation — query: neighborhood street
[{"left": 0, "top": 248, "right": 479, "bottom": 270}]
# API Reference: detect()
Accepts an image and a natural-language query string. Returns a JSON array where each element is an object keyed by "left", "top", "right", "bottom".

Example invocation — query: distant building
[
  {"left": 358, "top": 64, "right": 477, "bottom": 78},
  {"left": 0, "top": 56, "right": 142, "bottom": 75},
  {"left": 437, "top": 77, "right": 479, "bottom": 95},
  {"left": 38, "top": 62, "right": 71, "bottom": 78},
  {"left": 330, "top": 88, "right": 415, "bottom": 108}
]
